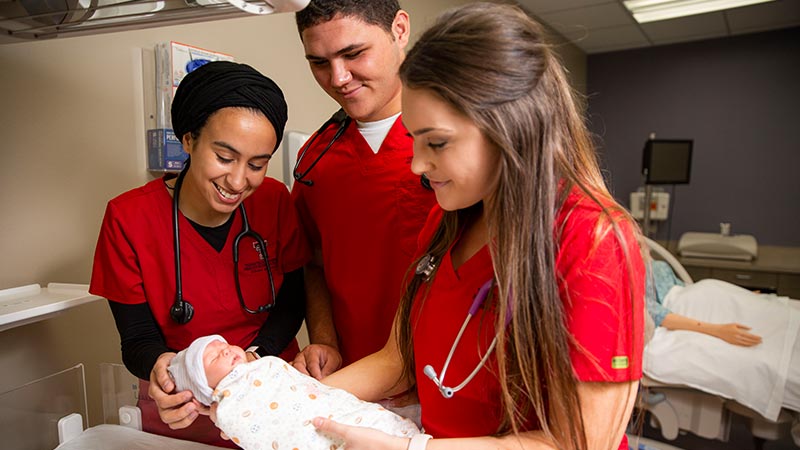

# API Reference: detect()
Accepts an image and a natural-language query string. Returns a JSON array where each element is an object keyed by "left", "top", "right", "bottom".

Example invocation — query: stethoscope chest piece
[
  {"left": 423, "top": 365, "right": 454, "bottom": 398},
  {"left": 415, "top": 253, "right": 437, "bottom": 280},
  {"left": 170, "top": 300, "right": 194, "bottom": 324}
]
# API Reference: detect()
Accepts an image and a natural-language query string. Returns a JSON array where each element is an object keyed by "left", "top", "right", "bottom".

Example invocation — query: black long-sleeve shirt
[{"left": 108, "top": 268, "right": 305, "bottom": 380}]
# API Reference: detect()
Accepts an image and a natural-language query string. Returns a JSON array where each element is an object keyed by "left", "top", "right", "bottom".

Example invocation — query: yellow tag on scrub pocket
[{"left": 611, "top": 356, "right": 629, "bottom": 369}]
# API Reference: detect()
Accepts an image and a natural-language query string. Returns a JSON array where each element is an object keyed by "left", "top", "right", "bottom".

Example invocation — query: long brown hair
[{"left": 396, "top": 3, "right": 642, "bottom": 449}]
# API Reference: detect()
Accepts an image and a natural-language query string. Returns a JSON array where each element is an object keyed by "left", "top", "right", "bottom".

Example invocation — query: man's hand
[{"left": 291, "top": 344, "right": 343, "bottom": 379}]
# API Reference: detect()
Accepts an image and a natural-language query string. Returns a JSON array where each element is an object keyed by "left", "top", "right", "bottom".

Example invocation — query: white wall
[{"left": 0, "top": 0, "right": 585, "bottom": 428}]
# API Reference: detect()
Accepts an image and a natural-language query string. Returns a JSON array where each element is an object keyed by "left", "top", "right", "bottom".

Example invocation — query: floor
[{"left": 630, "top": 412, "right": 798, "bottom": 450}]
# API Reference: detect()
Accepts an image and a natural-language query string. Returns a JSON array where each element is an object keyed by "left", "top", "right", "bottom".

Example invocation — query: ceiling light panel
[{"left": 624, "top": 0, "right": 777, "bottom": 23}]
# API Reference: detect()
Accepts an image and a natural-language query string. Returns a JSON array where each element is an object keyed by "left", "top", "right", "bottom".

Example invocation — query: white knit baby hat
[{"left": 167, "top": 334, "right": 226, "bottom": 406}]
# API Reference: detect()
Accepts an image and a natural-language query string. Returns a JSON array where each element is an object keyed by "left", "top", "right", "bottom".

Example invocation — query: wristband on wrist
[{"left": 408, "top": 433, "right": 432, "bottom": 450}]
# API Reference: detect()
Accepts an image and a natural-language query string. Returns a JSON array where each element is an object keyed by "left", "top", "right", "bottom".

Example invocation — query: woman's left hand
[
  {"left": 712, "top": 323, "right": 763, "bottom": 347},
  {"left": 312, "top": 417, "right": 409, "bottom": 450}
]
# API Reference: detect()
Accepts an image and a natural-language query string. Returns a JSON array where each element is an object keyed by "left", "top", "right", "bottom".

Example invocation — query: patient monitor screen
[{"left": 643, "top": 139, "right": 692, "bottom": 184}]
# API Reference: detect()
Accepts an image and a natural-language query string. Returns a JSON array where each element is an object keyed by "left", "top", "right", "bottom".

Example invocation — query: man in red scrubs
[{"left": 291, "top": 0, "right": 436, "bottom": 378}]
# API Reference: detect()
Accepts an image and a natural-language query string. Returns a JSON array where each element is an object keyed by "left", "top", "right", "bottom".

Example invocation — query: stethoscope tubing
[
  {"left": 170, "top": 161, "right": 276, "bottom": 324},
  {"left": 171, "top": 162, "right": 191, "bottom": 323},
  {"left": 423, "top": 277, "right": 498, "bottom": 399},
  {"left": 293, "top": 109, "right": 350, "bottom": 186},
  {"left": 232, "top": 205, "right": 276, "bottom": 314},
  {"left": 293, "top": 109, "right": 434, "bottom": 192}
]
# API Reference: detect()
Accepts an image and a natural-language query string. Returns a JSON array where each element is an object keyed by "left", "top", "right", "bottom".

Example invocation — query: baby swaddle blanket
[{"left": 213, "top": 356, "right": 420, "bottom": 449}]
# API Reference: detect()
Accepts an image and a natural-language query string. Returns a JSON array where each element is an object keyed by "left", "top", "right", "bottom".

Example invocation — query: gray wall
[{"left": 587, "top": 26, "right": 800, "bottom": 246}]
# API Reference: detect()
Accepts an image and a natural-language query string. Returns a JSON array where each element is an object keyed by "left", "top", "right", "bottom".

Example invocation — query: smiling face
[
  {"left": 403, "top": 87, "right": 501, "bottom": 212},
  {"left": 301, "top": 12, "right": 409, "bottom": 122},
  {"left": 203, "top": 339, "right": 248, "bottom": 389},
  {"left": 180, "top": 107, "right": 276, "bottom": 226}
]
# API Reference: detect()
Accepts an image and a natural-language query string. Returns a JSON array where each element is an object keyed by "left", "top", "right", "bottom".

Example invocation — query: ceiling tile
[
  {"left": 543, "top": 19, "right": 597, "bottom": 39},
  {"left": 641, "top": 11, "right": 729, "bottom": 43},
  {"left": 520, "top": 0, "right": 799, "bottom": 54},
  {"left": 584, "top": 41, "right": 652, "bottom": 53},
  {"left": 517, "top": 0, "right": 616, "bottom": 15},
  {"left": 540, "top": 2, "right": 636, "bottom": 30},
  {"left": 572, "top": 24, "right": 651, "bottom": 52},
  {"left": 549, "top": 24, "right": 596, "bottom": 42},
  {"left": 725, "top": 0, "right": 800, "bottom": 34}
]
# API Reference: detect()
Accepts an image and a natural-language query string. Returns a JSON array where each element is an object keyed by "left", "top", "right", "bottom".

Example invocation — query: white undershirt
[{"left": 356, "top": 112, "right": 400, "bottom": 154}]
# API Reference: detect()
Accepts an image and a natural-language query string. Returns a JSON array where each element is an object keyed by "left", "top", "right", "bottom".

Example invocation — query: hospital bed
[{"left": 639, "top": 237, "right": 800, "bottom": 448}]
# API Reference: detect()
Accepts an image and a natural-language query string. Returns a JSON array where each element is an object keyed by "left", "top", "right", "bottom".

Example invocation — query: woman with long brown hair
[{"left": 312, "top": 4, "right": 646, "bottom": 449}]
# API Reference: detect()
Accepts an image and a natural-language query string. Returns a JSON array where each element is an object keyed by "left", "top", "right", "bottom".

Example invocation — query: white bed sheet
[
  {"left": 54, "top": 424, "right": 228, "bottom": 450},
  {"left": 644, "top": 279, "right": 800, "bottom": 421},
  {"left": 781, "top": 301, "right": 800, "bottom": 413}
]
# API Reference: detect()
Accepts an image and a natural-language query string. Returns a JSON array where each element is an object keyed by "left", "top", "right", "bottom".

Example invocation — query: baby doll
[{"left": 168, "top": 335, "right": 420, "bottom": 449}]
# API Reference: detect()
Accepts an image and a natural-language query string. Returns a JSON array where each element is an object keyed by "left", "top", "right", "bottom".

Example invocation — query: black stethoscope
[
  {"left": 292, "top": 109, "right": 433, "bottom": 190},
  {"left": 415, "top": 254, "right": 506, "bottom": 399},
  {"left": 293, "top": 109, "right": 350, "bottom": 187},
  {"left": 170, "top": 160, "right": 276, "bottom": 324}
]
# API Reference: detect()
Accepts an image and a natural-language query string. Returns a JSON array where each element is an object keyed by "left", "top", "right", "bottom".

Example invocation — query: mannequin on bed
[
  {"left": 646, "top": 260, "right": 762, "bottom": 347},
  {"left": 168, "top": 335, "right": 420, "bottom": 450},
  {"left": 643, "top": 271, "right": 800, "bottom": 421}
]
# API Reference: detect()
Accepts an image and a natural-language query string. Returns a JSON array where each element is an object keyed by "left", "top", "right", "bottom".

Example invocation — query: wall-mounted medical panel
[{"left": 145, "top": 42, "right": 234, "bottom": 172}]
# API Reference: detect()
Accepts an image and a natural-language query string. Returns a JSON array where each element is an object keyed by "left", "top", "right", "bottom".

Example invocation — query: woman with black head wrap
[{"left": 89, "top": 61, "right": 310, "bottom": 447}]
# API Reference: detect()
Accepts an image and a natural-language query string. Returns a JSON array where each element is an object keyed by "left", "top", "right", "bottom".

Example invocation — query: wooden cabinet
[
  {"left": 779, "top": 273, "right": 800, "bottom": 299},
  {"left": 676, "top": 245, "right": 800, "bottom": 298},
  {"left": 686, "top": 266, "right": 778, "bottom": 293},
  {"left": 710, "top": 268, "right": 778, "bottom": 292}
]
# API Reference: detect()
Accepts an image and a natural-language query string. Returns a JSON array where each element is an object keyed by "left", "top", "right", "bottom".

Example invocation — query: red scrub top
[
  {"left": 90, "top": 176, "right": 311, "bottom": 355},
  {"left": 291, "top": 116, "right": 436, "bottom": 365},
  {"left": 412, "top": 189, "right": 644, "bottom": 447}
]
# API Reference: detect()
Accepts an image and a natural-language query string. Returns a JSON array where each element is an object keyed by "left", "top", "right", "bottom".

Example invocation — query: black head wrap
[{"left": 171, "top": 61, "right": 288, "bottom": 151}]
